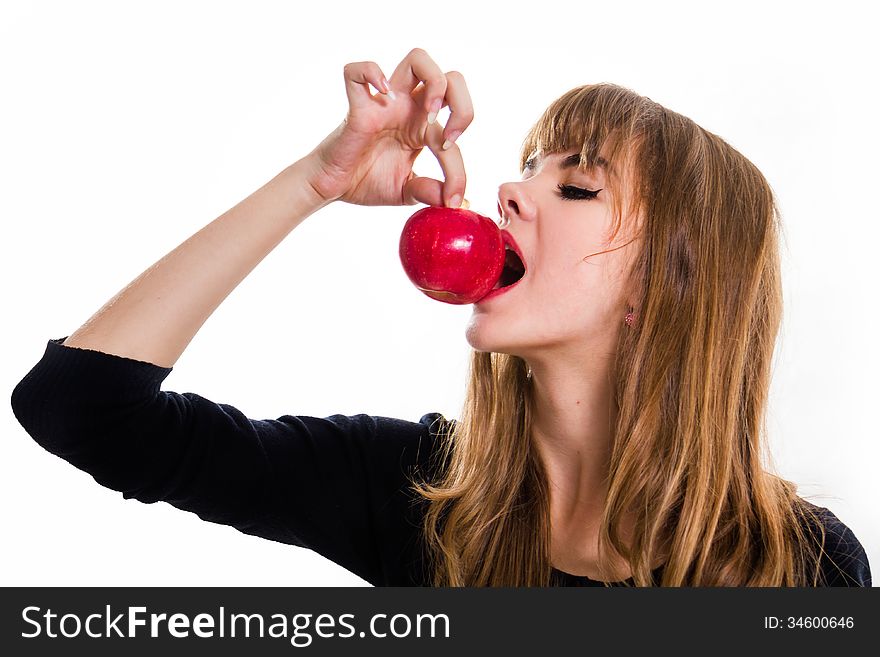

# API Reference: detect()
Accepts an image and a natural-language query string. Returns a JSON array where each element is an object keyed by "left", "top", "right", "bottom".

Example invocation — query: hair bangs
[{"left": 524, "top": 86, "right": 639, "bottom": 168}]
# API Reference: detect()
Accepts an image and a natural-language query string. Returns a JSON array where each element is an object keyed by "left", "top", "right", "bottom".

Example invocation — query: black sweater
[{"left": 10, "top": 337, "right": 872, "bottom": 587}]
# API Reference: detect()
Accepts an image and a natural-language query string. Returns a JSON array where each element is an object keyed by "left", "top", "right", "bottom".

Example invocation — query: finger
[
  {"left": 402, "top": 175, "right": 444, "bottom": 207},
  {"left": 439, "top": 71, "right": 474, "bottom": 151},
  {"left": 343, "top": 61, "right": 393, "bottom": 110},
  {"left": 422, "top": 120, "right": 467, "bottom": 208},
  {"left": 388, "top": 48, "right": 447, "bottom": 122}
]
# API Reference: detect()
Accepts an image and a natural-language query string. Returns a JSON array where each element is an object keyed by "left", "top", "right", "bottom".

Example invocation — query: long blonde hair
[{"left": 409, "top": 83, "right": 829, "bottom": 586}]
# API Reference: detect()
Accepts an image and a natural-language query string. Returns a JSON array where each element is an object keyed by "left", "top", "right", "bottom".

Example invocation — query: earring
[{"left": 624, "top": 308, "right": 635, "bottom": 326}]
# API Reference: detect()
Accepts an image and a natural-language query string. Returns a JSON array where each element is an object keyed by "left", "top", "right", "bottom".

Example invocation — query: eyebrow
[{"left": 524, "top": 152, "right": 609, "bottom": 172}]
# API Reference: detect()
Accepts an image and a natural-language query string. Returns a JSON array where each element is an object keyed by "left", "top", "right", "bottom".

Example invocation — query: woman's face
[{"left": 465, "top": 148, "right": 636, "bottom": 362}]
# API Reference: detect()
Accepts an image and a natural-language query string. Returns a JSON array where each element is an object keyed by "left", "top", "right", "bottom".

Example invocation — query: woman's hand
[{"left": 303, "top": 48, "right": 473, "bottom": 209}]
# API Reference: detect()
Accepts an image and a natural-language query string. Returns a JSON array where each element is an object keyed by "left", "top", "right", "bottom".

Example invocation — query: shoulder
[
  {"left": 799, "top": 500, "right": 872, "bottom": 587},
  {"left": 415, "top": 412, "right": 457, "bottom": 438},
  {"left": 413, "top": 412, "right": 456, "bottom": 475}
]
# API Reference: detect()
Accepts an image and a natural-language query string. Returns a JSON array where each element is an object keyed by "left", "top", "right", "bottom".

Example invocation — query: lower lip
[{"left": 475, "top": 276, "right": 524, "bottom": 304}]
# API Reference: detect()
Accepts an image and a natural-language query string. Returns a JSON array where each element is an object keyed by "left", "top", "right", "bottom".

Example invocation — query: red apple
[{"left": 399, "top": 206, "right": 526, "bottom": 305}]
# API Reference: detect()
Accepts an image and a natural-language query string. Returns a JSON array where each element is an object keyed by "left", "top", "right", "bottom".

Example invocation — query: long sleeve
[{"left": 10, "top": 336, "right": 452, "bottom": 586}]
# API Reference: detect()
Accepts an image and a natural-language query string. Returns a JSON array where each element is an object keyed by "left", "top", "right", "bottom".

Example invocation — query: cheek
[
  {"left": 530, "top": 223, "right": 620, "bottom": 296},
  {"left": 567, "top": 254, "right": 629, "bottom": 318}
]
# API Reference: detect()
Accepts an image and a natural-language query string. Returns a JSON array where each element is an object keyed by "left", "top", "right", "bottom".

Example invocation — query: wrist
[
  {"left": 284, "top": 155, "right": 336, "bottom": 216},
  {"left": 295, "top": 152, "right": 341, "bottom": 208}
]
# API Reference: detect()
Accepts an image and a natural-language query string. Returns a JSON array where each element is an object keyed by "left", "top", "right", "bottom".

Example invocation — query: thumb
[{"left": 402, "top": 175, "right": 444, "bottom": 207}]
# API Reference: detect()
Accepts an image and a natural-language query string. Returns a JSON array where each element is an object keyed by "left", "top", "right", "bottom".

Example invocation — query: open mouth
[{"left": 494, "top": 245, "right": 527, "bottom": 289}]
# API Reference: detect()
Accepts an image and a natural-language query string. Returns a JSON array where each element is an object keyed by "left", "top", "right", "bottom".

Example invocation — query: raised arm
[{"left": 12, "top": 48, "right": 472, "bottom": 586}]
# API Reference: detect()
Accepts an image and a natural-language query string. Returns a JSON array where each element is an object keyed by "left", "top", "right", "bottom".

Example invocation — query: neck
[{"left": 528, "top": 351, "right": 618, "bottom": 526}]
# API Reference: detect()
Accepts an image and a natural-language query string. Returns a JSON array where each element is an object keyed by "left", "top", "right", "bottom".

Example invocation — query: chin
[
  {"left": 463, "top": 321, "right": 490, "bottom": 353},
  {"left": 464, "top": 316, "right": 501, "bottom": 353},
  {"left": 463, "top": 317, "right": 523, "bottom": 356}
]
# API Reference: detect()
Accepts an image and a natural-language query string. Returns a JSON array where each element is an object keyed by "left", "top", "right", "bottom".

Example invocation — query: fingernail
[
  {"left": 448, "top": 194, "right": 462, "bottom": 208},
  {"left": 427, "top": 98, "right": 442, "bottom": 124},
  {"left": 442, "top": 129, "right": 462, "bottom": 150},
  {"left": 382, "top": 78, "right": 396, "bottom": 100}
]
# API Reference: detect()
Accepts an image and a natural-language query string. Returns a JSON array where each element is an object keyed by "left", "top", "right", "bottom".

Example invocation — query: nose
[{"left": 497, "top": 181, "right": 533, "bottom": 226}]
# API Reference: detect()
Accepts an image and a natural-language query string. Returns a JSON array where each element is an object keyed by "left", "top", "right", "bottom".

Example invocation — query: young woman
[{"left": 11, "top": 48, "right": 871, "bottom": 587}]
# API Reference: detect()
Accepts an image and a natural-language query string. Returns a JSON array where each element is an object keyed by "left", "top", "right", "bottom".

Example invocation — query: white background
[{"left": 2, "top": 0, "right": 877, "bottom": 586}]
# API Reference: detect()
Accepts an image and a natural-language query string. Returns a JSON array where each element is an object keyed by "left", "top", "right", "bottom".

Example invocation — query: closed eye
[{"left": 557, "top": 184, "right": 601, "bottom": 201}]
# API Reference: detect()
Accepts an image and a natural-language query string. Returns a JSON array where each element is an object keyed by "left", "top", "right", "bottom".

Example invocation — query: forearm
[{"left": 62, "top": 155, "right": 331, "bottom": 368}]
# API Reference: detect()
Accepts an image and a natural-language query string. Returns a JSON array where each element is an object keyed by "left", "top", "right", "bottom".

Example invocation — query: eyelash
[
  {"left": 557, "top": 184, "right": 601, "bottom": 201},
  {"left": 523, "top": 159, "right": 602, "bottom": 200}
]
